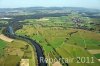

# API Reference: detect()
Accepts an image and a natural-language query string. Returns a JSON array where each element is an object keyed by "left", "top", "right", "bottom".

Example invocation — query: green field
[
  {"left": 55, "top": 44, "right": 100, "bottom": 66},
  {"left": 15, "top": 15, "right": 100, "bottom": 66},
  {"left": 0, "top": 39, "right": 36, "bottom": 66},
  {"left": 94, "top": 54, "right": 100, "bottom": 59},
  {"left": 0, "top": 40, "right": 6, "bottom": 57},
  {"left": 0, "top": 6, "right": 100, "bottom": 66}
]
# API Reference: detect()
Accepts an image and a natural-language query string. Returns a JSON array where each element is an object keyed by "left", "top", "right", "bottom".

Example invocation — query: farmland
[
  {"left": 0, "top": 40, "right": 6, "bottom": 58},
  {"left": 15, "top": 14, "right": 100, "bottom": 66},
  {"left": 0, "top": 39, "right": 36, "bottom": 66},
  {"left": 0, "top": 7, "right": 100, "bottom": 66}
]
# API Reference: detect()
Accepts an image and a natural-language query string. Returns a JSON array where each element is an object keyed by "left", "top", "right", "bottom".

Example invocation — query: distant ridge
[{"left": 0, "top": 7, "right": 100, "bottom": 12}]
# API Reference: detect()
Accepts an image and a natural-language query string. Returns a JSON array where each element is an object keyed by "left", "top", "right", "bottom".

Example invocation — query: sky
[{"left": 0, "top": 0, "right": 100, "bottom": 9}]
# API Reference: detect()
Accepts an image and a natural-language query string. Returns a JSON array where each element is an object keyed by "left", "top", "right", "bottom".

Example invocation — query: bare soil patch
[
  {"left": 20, "top": 59, "right": 29, "bottom": 66},
  {"left": 52, "top": 61, "right": 62, "bottom": 66},
  {"left": 98, "top": 59, "right": 100, "bottom": 62},
  {"left": 88, "top": 50, "right": 100, "bottom": 54},
  {"left": 0, "top": 34, "right": 14, "bottom": 42}
]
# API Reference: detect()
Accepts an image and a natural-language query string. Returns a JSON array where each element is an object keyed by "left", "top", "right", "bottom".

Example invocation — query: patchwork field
[
  {"left": 0, "top": 39, "right": 36, "bottom": 66},
  {"left": 15, "top": 17, "right": 100, "bottom": 66},
  {"left": 0, "top": 6, "right": 100, "bottom": 66}
]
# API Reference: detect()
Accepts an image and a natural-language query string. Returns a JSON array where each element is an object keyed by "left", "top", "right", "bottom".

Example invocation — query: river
[{"left": 5, "top": 25, "right": 47, "bottom": 66}]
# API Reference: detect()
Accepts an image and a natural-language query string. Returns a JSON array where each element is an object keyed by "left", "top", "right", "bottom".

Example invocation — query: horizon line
[{"left": 0, "top": 6, "right": 99, "bottom": 10}]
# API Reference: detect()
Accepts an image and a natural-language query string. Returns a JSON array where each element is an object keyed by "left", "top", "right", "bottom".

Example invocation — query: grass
[
  {"left": 16, "top": 26, "right": 100, "bottom": 51},
  {"left": 56, "top": 44, "right": 100, "bottom": 66},
  {"left": 29, "top": 45, "right": 36, "bottom": 66},
  {"left": 0, "top": 39, "right": 36, "bottom": 66},
  {"left": 67, "top": 29, "right": 100, "bottom": 49},
  {"left": 15, "top": 17, "right": 100, "bottom": 66},
  {"left": 94, "top": 54, "right": 100, "bottom": 59},
  {"left": 0, "top": 40, "right": 6, "bottom": 57},
  {"left": 0, "top": 55, "right": 20, "bottom": 66},
  {"left": 3, "top": 55, "right": 20, "bottom": 66}
]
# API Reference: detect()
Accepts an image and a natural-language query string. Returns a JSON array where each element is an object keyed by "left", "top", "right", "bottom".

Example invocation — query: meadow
[
  {"left": 15, "top": 15, "right": 100, "bottom": 66},
  {"left": 0, "top": 40, "right": 6, "bottom": 58},
  {"left": 0, "top": 39, "right": 36, "bottom": 66}
]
